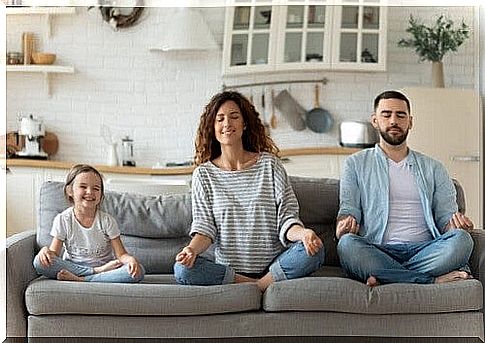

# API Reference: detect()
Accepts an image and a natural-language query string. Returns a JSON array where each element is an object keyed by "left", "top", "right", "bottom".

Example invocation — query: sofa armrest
[{"left": 6, "top": 230, "right": 38, "bottom": 338}]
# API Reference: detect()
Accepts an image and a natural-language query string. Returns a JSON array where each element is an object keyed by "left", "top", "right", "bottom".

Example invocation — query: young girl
[{"left": 33, "top": 164, "right": 144, "bottom": 283}]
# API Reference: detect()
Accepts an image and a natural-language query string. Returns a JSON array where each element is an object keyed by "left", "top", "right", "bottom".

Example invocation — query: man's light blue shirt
[{"left": 338, "top": 144, "right": 457, "bottom": 245}]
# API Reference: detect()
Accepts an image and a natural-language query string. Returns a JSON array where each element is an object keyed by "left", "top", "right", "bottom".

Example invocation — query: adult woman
[{"left": 174, "top": 91, "right": 324, "bottom": 291}]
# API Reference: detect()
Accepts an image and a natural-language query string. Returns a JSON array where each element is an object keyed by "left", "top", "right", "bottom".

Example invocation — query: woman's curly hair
[{"left": 194, "top": 91, "right": 279, "bottom": 166}]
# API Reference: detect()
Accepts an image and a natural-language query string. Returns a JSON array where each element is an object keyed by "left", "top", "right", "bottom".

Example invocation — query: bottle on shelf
[{"left": 121, "top": 136, "right": 136, "bottom": 167}]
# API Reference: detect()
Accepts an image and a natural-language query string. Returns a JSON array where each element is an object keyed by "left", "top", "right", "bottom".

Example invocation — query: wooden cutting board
[{"left": 42, "top": 131, "right": 59, "bottom": 155}]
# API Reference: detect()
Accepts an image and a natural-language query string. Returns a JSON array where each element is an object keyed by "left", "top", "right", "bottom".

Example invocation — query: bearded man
[{"left": 336, "top": 90, "right": 474, "bottom": 287}]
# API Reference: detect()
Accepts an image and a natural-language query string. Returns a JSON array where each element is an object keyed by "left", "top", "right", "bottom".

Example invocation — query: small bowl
[{"left": 31, "top": 52, "right": 56, "bottom": 65}]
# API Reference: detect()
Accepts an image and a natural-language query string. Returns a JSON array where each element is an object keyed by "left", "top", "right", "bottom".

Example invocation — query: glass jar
[{"left": 7, "top": 52, "right": 23, "bottom": 65}]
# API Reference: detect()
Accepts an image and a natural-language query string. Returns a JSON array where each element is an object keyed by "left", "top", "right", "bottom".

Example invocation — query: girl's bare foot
[
  {"left": 57, "top": 269, "right": 85, "bottom": 282},
  {"left": 366, "top": 275, "right": 379, "bottom": 287},
  {"left": 94, "top": 259, "right": 123, "bottom": 274},
  {"left": 435, "top": 271, "right": 470, "bottom": 283}
]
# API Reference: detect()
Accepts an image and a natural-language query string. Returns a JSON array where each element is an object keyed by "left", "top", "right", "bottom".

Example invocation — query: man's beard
[{"left": 379, "top": 126, "right": 409, "bottom": 146}]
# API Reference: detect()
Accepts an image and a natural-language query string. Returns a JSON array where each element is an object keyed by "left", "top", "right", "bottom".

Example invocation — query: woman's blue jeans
[
  {"left": 33, "top": 254, "right": 145, "bottom": 283},
  {"left": 174, "top": 241, "right": 325, "bottom": 285},
  {"left": 337, "top": 229, "right": 473, "bottom": 284}
]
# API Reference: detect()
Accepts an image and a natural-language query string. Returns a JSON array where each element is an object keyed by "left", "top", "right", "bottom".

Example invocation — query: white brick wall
[{"left": 6, "top": 6, "right": 477, "bottom": 167}]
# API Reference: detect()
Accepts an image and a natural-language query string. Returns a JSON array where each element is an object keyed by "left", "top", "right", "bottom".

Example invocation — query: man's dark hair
[{"left": 374, "top": 90, "right": 411, "bottom": 113}]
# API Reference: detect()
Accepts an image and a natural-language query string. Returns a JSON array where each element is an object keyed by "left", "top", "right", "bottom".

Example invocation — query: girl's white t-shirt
[{"left": 50, "top": 207, "right": 121, "bottom": 267}]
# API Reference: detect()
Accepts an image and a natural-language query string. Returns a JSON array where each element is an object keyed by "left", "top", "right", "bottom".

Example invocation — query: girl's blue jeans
[
  {"left": 33, "top": 254, "right": 145, "bottom": 283},
  {"left": 337, "top": 229, "right": 473, "bottom": 284},
  {"left": 174, "top": 241, "right": 325, "bottom": 285}
]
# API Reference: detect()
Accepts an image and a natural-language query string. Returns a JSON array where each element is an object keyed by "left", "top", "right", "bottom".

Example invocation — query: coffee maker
[{"left": 17, "top": 114, "right": 48, "bottom": 159}]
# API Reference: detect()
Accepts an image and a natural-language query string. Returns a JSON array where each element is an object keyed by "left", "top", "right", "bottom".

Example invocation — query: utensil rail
[{"left": 222, "top": 77, "right": 328, "bottom": 91}]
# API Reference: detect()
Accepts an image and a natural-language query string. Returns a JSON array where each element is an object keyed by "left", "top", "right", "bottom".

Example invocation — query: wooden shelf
[
  {"left": 5, "top": 159, "right": 195, "bottom": 176},
  {"left": 4, "top": 147, "right": 360, "bottom": 176},
  {"left": 6, "top": 65, "right": 74, "bottom": 73},
  {"left": 6, "top": 7, "right": 76, "bottom": 15},
  {"left": 7, "top": 65, "right": 75, "bottom": 96}
]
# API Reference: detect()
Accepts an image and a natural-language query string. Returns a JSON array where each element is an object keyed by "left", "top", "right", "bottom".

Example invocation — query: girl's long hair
[
  {"left": 194, "top": 91, "right": 279, "bottom": 166},
  {"left": 64, "top": 164, "right": 104, "bottom": 206}
]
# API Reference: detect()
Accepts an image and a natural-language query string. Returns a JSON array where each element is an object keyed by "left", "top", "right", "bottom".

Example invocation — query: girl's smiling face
[{"left": 67, "top": 172, "right": 103, "bottom": 211}]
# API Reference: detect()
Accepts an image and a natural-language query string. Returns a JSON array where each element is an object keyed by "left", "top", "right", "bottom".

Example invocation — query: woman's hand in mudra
[
  {"left": 175, "top": 246, "right": 197, "bottom": 268},
  {"left": 301, "top": 229, "right": 323, "bottom": 256}
]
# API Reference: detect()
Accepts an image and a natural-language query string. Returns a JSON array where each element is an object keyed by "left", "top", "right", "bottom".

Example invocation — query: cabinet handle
[{"left": 451, "top": 155, "right": 480, "bottom": 162}]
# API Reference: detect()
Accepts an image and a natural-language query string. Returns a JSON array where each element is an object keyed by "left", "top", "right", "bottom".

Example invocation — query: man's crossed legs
[{"left": 337, "top": 229, "right": 473, "bottom": 286}]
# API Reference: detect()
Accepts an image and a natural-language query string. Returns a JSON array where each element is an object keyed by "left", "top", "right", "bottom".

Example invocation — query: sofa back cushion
[
  {"left": 289, "top": 176, "right": 340, "bottom": 265},
  {"left": 36, "top": 177, "right": 465, "bottom": 273}
]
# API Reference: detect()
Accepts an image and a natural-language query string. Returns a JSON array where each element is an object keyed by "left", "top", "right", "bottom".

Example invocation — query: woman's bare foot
[
  {"left": 57, "top": 269, "right": 85, "bottom": 282},
  {"left": 434, "top": 270, "right": 470, "bottom": 283},
  {"left": 234, "top": 273, "right": 274, "bottom": 292},
  {"left": 234, "top": 274, "right": 258, "bottom": 283},
  {"left": 366, "top": 275, "right": 379, "bottom": 287},
  {"left": 256, "top": 273, "right": 274, "bottom": 292},
  {"left": 94, "top": 259, "right": 123, "bottom": 274}
]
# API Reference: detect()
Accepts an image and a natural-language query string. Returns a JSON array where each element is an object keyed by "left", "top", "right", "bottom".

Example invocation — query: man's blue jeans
[
  {"left": 174, "top": 241, "right": 325, "bottom": 285},
  {"left": 337, "top": 229, "right": 473, "bottom": 284},
  {"left": 33, "top": 254, "right": 145, "bottom": 283}
]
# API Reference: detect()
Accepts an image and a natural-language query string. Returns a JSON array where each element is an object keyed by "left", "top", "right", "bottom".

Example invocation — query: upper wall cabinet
[
  {"left": 222, "top": 0, "right": 387, "bottom": 75},
  {"left": 223, "top": 4, "right": 277, "bottom": 74},
  {"left": 331, "top": 4, "right": 386, "bottom": 71}
]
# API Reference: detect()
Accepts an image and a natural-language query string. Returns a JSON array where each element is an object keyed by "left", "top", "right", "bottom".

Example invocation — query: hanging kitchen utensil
[
  {"left": 273, "top": 89, "right": 306, "bottom": 131},
  {"left": 270, "top": 89, "right": 277, "bottom": 129},
  {"left": 261, "top": 87, "right": 270, "bottom": 131},
  {"left": 305, "top": 84, "right": 334, "bottom": 133}
]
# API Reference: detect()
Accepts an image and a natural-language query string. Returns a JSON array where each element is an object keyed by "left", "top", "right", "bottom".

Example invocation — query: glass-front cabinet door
[
  {"left": 222, "top": 0, "right": 387, "bottom": 75},
  {"left": 223, "top": 1, "right": 276, "bottom": 74},
  {"left": 275, "top": 4, "right": 332, "bottom": 71},
  {"left": 331, "top": 1, "right": 387, "bottom": 70}
]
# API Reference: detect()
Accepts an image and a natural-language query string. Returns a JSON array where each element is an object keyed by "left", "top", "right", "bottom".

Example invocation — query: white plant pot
[{"left": 431, "top": 61, "right": 445, "bottom": 88}]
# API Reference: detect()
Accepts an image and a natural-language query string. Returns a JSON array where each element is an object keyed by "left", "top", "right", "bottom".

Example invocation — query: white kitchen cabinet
[
  {"left": 283, "top": 154, "right": 349, "bottom": 179},
  {"left": 104, "top": 174, "right": 191, "bottom": 196},
  {"left": 274, "top": 4, "right": 333, "bottom": 71},
  {"left": 223, "top": 4, "right": 277, "bottom": 74},
  {"left": 6, "top": 167, "right": 43, "bottom": 237},
  {"left": 331, "top": 3, "right": 387, "bottom": 71},
  {"left": 222, "top": 0, "right": 387, "bottom": 75}
]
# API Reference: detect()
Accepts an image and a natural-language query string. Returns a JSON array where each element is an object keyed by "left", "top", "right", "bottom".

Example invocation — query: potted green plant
[{"left": 398, "top": 15, "right": 470, "bottom": 87}]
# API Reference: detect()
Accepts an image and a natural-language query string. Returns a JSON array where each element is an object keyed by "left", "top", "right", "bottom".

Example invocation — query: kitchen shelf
[
  {"left": 6, "top": 7, "right": 75, "bottom": 15},
  {"left": 6, "top": 65, "right": 74, "bottom": 73},
  {"left": 7, "top": 64, "right": 75, "bottom": 96},
  {"left": 6, "top": 7, "right": 76, "bottom": 37}
]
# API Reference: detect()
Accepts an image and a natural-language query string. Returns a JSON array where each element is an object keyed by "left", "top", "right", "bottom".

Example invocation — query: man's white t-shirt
[
  {"left": 50, "top": 207, "right": 121, "bottom": 267},
  {"left": 383, "top": 157, "right": 433, "bottom": 244}
]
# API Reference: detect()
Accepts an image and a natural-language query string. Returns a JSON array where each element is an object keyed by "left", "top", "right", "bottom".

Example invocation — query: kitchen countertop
[{"left": 4, "top": 147, "right": 360, "bottom": 175}]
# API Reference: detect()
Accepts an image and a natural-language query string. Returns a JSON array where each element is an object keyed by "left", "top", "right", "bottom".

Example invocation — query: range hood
[{"left": 149, "top": 8, "right": 219, "bottom": 52}]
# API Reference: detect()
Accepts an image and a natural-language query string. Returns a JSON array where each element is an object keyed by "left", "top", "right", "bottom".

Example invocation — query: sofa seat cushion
[
  {"left": 263, "top": 277, "right": 482, "bottom": 314},
  {"left": 25, "top": 275, "right": 261, "bottom": 316}
]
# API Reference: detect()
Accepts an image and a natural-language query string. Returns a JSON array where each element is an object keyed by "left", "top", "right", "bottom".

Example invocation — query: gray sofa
[{"left": 6, "top": 177, "right": 485, "bottom": 342}]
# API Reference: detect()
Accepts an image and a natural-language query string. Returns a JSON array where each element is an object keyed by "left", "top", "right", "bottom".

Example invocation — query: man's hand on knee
[{"left": 336, "top": 215, "right": 359, "bottom": 239}]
